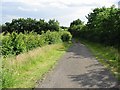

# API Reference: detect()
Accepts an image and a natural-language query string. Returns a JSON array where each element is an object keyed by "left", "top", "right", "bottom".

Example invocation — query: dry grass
[{"left": 4, "top": 45, "right": 54, "bottom": 68}]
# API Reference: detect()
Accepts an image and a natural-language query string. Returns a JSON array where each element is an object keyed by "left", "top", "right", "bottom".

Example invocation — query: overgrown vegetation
[
  {"left": 1, "top": 31, "right": 72, "bottom": 56},
  {"left": 68, "top": 19, "right": 84, "bottom": 38},
  {"left": 1, "top": 17, "right": 72, "bottom": 88},
  {"left": 69, "top": 6, "right": 120, "bottom": 47},
  {"left": 2, "top": 43, "right": 71, "bottom": 88},
  {"left": 1, "top": 5, "right": 119, "bottom": 88}
]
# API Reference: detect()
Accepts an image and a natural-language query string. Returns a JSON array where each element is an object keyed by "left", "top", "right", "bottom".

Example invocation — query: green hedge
[
  {"left": 61, "top": 31, "right": 72, "bottom": 42},
  {"left": 1, "top": 31, "right": 72, "bottom": 56}
]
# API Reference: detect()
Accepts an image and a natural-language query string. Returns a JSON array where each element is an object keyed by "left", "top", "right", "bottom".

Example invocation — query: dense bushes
[
  {"left": 83, "top": 6, "right": 119, "bottom": 47},
  {"left": 43, "top": 31, "right": 61, "bottom": 44},
  {"left": 61, "top": 31, "right": 72, "bottom": 42},
  {"left": 1, "top": 18, "right": 72, "bottom": 56},
  {"left": 1, "top": 31, "right": 72, "bottom": 56},
  {"left": 1, "top": 17, "right": 72, "bottom": 88},
  {"left": 69, "top": 6, "right": 120, "bottom": 48},
  {"left": 89, "top": 6, "right": 119, "bottom": 45}
]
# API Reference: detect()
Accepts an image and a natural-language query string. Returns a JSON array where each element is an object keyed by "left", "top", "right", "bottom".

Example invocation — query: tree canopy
[
  {"left": 69, "top": 6, "right": 120, "bottom": 48},
  {"left": 68, "top": 19, "right": 84, "bottom": 37},
  {"left": 2, "top": 18, "right": 60, "bottom": 34}
]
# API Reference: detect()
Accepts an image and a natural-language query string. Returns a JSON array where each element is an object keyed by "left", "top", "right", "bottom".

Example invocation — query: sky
[{"left": 1, "top": 0, "right": 119, "bottom": 26}]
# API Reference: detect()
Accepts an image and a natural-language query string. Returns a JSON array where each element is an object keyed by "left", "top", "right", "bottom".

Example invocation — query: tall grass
[{"left": 2, "top": 43, "right": 71, "bottom": 88}]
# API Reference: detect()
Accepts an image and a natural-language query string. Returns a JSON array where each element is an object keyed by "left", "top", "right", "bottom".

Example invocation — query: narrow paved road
[{"left": 36, "top": 42, "right": 118, "bottom": 88}]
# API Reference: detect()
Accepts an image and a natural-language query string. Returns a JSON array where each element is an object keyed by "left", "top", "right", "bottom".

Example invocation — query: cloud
[
  {"left": 2, "top": 0, "right": 119, "bottom": 26},
  {"left": 2, "top": 15, "right": 22, "bottom": 23},
  {"left": 3, "top": 0, "right": 118, "bottom": 8},
  {"left": 55, "top": 7, "right": 94, "bottom": 26},
  {"left": 18, "top": 7, "right": 38, "bottom": 12}
]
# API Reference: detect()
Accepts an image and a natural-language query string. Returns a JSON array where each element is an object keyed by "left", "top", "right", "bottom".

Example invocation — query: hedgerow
[{"left": 1, "top": 31, "right": 72, "bottom": 57}]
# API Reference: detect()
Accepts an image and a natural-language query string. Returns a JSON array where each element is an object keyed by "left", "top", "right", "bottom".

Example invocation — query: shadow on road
[
  {"left": 68, "top": 68, "right": 118, "bottom": 88},
  {"left": 66, "top": 42, "right": 94, "bottom": 59},
  {"left": 66, "top": 42, "right": 118, "bottom": 88}
]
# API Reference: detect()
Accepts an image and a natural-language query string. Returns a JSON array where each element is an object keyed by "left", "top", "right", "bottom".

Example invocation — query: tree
[
  {"left": 68, "top": 19, "right": 84, "bottom": 37},
  {"left": 2, "top": 18, "right": 60, "bottom": 34},
  {"left": 81, "top": 6, "right": 119, "bottom": 46},
  {"left": 47, "top": 19, "right": 60, "bottom": 31}
]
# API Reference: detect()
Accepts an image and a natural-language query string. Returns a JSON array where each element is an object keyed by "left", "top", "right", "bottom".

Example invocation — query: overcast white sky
[{"left": 1, "top": 0, "right": 119, "bottom": 26}]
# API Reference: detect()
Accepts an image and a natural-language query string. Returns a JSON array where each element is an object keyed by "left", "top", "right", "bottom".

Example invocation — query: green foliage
[
  {"left": 47, "top": 19, "right": 60, "bottom": 32},
  {"left": 68, "top": 6, "right": 119, "bottom": 80},
  {"left": 61, "top": 31, "right": 72, "bottom": 42},
  {"left": 43, "top": 30, "right": 62, "bottom": 44},
  {"left": 81, "top": 6, "right": 119, "bottom": 47},
  {"left": 2, "top": 32, "right": 27, "bottom": 56},
  {"left": 23, "top": 32, "right": 41, "bottom": 51},
  {"left": 2, "top": 68, "right": 15, "bottom": 88},
  {"left": 1, "top": 31, "right": 72, "bottom": 56},
  {"left": 2, "top": 18, "right": 60, "bottom": 34},
  {"left": 69, "top": 6, "right": 119, "bottom": 47},
  {"left": 2, "top": 33, "right": 14, "bottom": 56},
  {"left": 68, "top": 19, "right": 84, "bottom": 37},
  {"left": 2, "top": 43, "right": 71, "bottom": 88},
  {"left": 11, "top": 32, "right": 26, "bottom": 55}
]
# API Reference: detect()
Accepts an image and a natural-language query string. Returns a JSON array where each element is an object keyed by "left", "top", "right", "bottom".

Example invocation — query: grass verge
[
  {"left": 80, "top": 39, "right": 120, "bottom": 81},
  {"left": 2, "top": 43, "right": 71, "bottom": 88}
]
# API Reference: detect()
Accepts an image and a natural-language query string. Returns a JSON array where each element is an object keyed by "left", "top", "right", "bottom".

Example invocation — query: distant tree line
[
  {"left": 2, "top": 18, "right": 60, "bottom": 34},
  {"left": 69, "top": 6, "right": 120, "bottom": 48}
]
